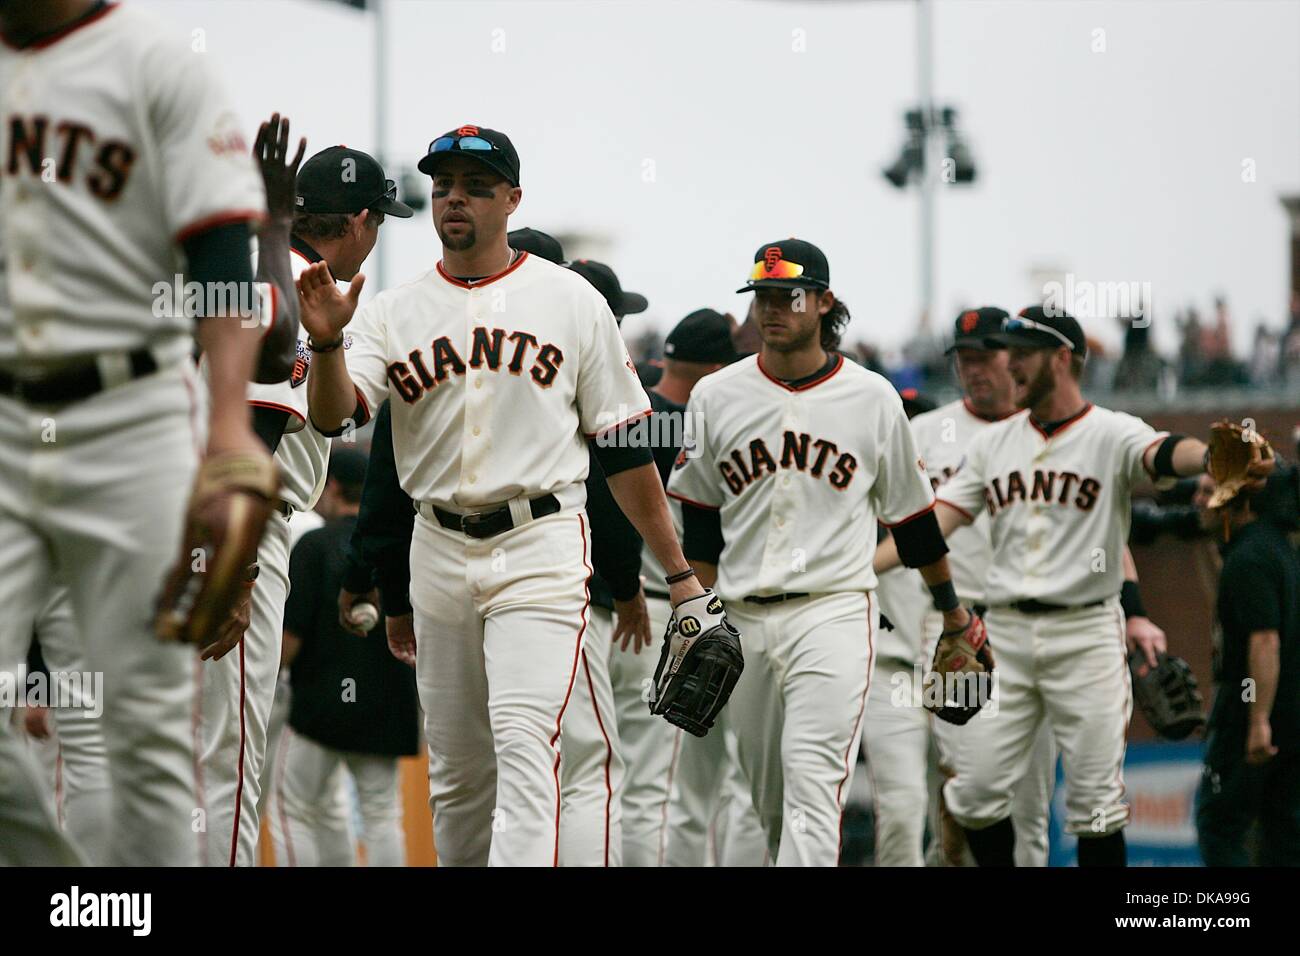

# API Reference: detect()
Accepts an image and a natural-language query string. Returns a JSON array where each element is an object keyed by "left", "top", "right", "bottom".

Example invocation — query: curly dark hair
[{"left": 821, "top": 295, "right": 851, "bottom": 352}]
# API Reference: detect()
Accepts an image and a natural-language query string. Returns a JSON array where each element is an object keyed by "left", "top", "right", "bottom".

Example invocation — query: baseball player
[
  {"left": 0, "top": 0, "right": 284, "bottom": 865},
  {"left": 297, "top": 125, "right": 720, "bottom": 866},
  {"left": 603, "top": 307, "right": 738, "bottom": 866},
  {"left": 336, "top": 230, "right": 648, "bottom": 866},
  {"left": 878, "top": 305, "right": 1208, "bottom": 866},
  {"left": 668, "top": 238, "right": 975, "bottom": 866},
  {"left": 870, "top": 317, "right": 1058, "bottom": 867},
  {"left": 197, "top": 141, "right": 412, "bottom": 866}
]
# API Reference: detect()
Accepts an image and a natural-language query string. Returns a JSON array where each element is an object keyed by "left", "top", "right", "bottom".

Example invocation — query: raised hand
[
  {"left": 296, "top": 260, "right": 364, "bottom": 343},
  {"left": 253, "top": 113, "right": 306, "bottom": 225}
]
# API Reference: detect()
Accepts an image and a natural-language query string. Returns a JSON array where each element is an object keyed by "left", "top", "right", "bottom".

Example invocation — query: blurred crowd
[{"left": 627, "top": 292, "right": 1300, "bottom": 399}]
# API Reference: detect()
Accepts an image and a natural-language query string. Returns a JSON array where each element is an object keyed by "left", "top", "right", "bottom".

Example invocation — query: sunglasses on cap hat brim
[
  {"left": 986, "top": 316, "right": 1079, "bottom": 352},
  {"left": 367, "top": 179, "right": 415, "bottom": 218},
  {"left": 736, "top": 258, "right": 828, "bottom": 293}
]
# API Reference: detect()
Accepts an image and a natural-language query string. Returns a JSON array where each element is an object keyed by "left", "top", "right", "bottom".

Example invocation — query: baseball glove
[
  {"left": 154, "top": 450, "right": 279, "bottom": 650},
  {"left": 1207, "top": 419, "right": 1274, "bottom": 510},
  {"left": 1129, "top": 650, "right": 1206, "bottom": 741},
  {"left": 925, "top": 610, "right": 994, "bottom": 726},
  {"left": 648, "top": 589, "right": 743, "bottom": 737}
]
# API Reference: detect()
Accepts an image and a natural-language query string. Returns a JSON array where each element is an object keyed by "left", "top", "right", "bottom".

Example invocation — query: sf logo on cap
[
  {"left": 961, "top": 311, "right": 979, "bottom": 333},
  {"left": 763, "top": 246, "right": 783, "bottom": 273},
  {"left": 457, "top": 125, "right": 480, "bottom": 137}
]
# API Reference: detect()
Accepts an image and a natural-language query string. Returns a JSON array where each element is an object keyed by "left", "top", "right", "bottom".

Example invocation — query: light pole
[{"left": 881, "top": 0, "right": 978, "bottom": 329}]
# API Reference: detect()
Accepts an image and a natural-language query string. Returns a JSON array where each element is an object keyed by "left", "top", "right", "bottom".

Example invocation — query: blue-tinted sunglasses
[{"left": 428, "top": 135, "right": 498, "bottom": 155}]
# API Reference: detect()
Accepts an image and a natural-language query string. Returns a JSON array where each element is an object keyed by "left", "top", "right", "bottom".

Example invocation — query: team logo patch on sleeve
[
  {"left": 290, "top": 340, "right": 311, "bottom": 388},
  {"left": 675, "top": 436, "right": 697, "bottom": 469}
]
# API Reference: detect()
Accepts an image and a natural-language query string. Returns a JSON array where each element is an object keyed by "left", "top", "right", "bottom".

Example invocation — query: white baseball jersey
[
  {"left": 666, "top": 354, "right": 936, "bottom": 601},
  {"left": 936, "top": 403, "right": 1167, "bottom": 606},
  {"left": 908, "top": 399, "right": 1012, "bottom": 604},
  {"left": 0, "top": 3, "right": 265, "bottom": 361},
  {"left": 340, "top": 253, "right": 649, "bottom": 509},
  {"left": 247, "top": 247, "right": 329, "bottom": 512}
]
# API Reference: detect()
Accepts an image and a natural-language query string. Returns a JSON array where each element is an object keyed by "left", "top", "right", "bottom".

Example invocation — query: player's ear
[
  {"left": 505, "top": 186, "right": 522, "bottom": 214},
  {"left": 817, "top": 290, "right": 836, "bottom": 317}
]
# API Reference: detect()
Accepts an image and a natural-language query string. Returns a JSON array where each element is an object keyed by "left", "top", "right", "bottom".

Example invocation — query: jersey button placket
[
  {"left": 461, "top": 290, "right": 488, "bottom": 497},
  {"left": 759, "top": 397, "right": 800, "bottom": 588}
]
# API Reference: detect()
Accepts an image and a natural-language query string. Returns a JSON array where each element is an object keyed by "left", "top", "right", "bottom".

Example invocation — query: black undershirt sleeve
[
  {"left": 591, "top": 437, "right": 654, "bottom": 477},
  {"left": 682, "top": 502, "right": 724, "bottom": 565},
  {"left": 586, "top": 447, "right": 643, "bottom": 602},
  {"left": 891, "top": 509, "right": 949, "bottom": 568},
  {"left": 314, "top": 398, "right": 370, "bottom": 438},
  {"left": 348, "top": 402, "right": 415, "bottom": 617},
  {"left": 180, "top": 222, "right": 255, "bottom": 318},
  {"left": 251, "top": 406, "right": 291, "bottom": 454}
]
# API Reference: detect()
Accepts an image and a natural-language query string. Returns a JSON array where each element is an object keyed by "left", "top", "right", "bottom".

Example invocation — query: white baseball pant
[
  {"left": 944, "top": 601, "right": 1131, "bottom": 838},
  {"left": 559, "top": 604, "right": 625, "bottom": 866},
  {"left": 409, "top": 508, "right": 595, "bottom": 866},
  {"left": 868, "top": 662, "right": 1058, "bottom": 866},
  {"left": 608, "top": 592, "right": 677, "bottom": 866},
  {"left": 726, "top": 591, "right": 876, "bottom": 866},
  {"left": 861, "top": 655, "right": 936, "bottom": 866},
  {"left": 269, "top": 728, "right": 404, "bottom": 866},
  {"left": 256, "top": 672, "right": 292, "bottom": 832},
  {"left": 198, "top": 512, "right": 292, "bottom": 866},
  {"left": 0, "top": 365, "right": 199, "bottom": 865},
  {"left": 30, "top": 586, "right": 111, "bottom": 865}
]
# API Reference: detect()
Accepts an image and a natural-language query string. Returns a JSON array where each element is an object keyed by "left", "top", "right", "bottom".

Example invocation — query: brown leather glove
[{"left": 154, "top": 451, "right": 278, "bottom": 650}]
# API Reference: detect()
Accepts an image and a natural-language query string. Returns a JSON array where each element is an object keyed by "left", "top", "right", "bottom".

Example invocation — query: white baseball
[{"left": 351, "top": 602, "right": 379, "bottom": 633}]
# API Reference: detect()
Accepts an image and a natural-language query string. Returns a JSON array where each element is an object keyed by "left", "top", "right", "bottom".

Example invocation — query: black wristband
[
  {"left": 1152, "top": 434, "right": 1187, "bottom": 478},
  {"left": 309, "top": 334, "right": 344, "bottom": 353},
  {"left": 928, "top": 579, "right": 959, "bottom": 613},
  {"left": 1120, "top": 579, "right": 1147, "bottom": 619},
  {"left": 666, "top": 568, "right": 697, "bottom": 584}
]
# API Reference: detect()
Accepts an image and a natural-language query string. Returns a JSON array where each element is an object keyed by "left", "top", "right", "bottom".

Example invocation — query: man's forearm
[
  {"left": 198, "top": 314, "right": 260, "bottom": 452},
  {"left": 687, "top": 560, "right": 718, "bottom": 589},
  {"left": 253, "top": 220, "right": 299, "bottom": 384},
  {"left": 1247, "top": 630, "right": 1280, "bottom": 725},
  {"left": 606, "top": 462, "right": 691, "bottom": 576},
  {"left": 1171, "top": 437, "right": 1208, "bottom": 476},
  {"left": 306, "top": 346, "right": 359, "bottom": 432}
]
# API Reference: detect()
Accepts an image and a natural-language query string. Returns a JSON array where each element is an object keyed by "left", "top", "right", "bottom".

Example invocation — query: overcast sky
[{"left": 141, "top": 0, "right": 1300, "bottom": 359}]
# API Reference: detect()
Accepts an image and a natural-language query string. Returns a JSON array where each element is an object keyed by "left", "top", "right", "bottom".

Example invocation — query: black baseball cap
[
  {"left": 417, "top": 125, "right": 521, "bottom": 187},
  {"left": 945, "top": 306, "right": 1010, "bottom": 354},
  {"left": 899, "top": 387, "right": 938, "bottom": 420},
  {"left": 508, "top": 227, "right": 564, "bottom": 264},
  {"left": 736, "top": 238, "right": 830, "bottom": 293},
  {"left": 988, "top": 305, "right": 1088, "bottom": 357},
  {"left": 566, "top": 260, "right": 647, "bottom": 317},
  {"left": 664, "top": 309, "right": 740, "bottom": 365},
  {"left": 296, "top": 146, "right": 414, "bottom": 218}
]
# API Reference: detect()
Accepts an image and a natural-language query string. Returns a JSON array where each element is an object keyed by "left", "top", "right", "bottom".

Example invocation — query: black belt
[
  {"left": 429, "top": 493, "right": 560, "bottom": 540},
  {"left": 645, "top": 588, "right": 672, "bottom": 602},
  {"left": 744, "top": 592, "right": 810, "bottom": 606},
  {"left": 1005, "top": 598, "right": 1106, "bottom": 615},
  {"left": 0, "top": 348, "right": 158, "bottom": 404}
]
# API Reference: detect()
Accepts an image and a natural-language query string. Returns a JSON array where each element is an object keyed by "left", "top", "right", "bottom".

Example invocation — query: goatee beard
[{"left": 438, "top": 223, "right": 477, "bottom": 252}]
